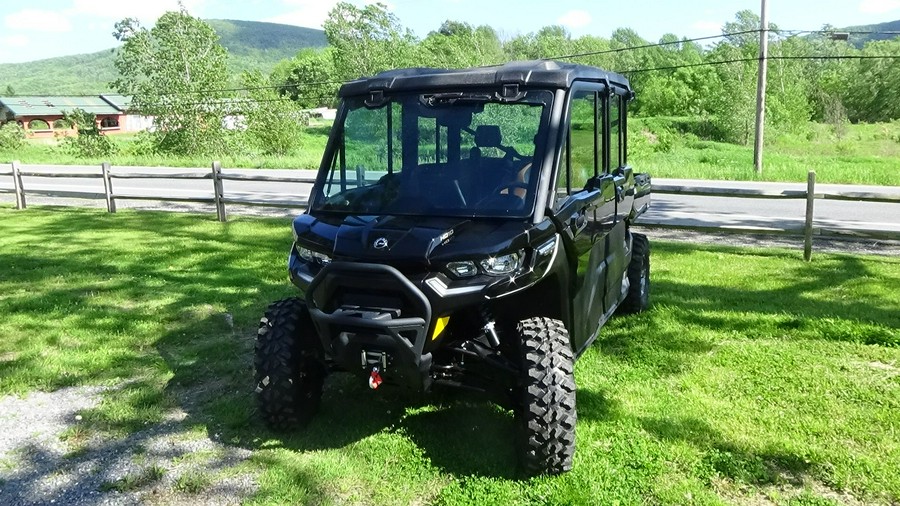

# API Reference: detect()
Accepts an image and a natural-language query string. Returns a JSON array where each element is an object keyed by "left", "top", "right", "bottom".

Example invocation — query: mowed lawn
[{"left": 0, "top": 206, "right": 897, "bottom": 505}]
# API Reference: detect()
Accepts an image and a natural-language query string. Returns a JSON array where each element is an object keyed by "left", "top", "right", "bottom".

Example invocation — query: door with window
[
  {"left": 603, "top": 91, "right": 633, "bottom": 314},
  {"left": 554, "top": 85, "right": 617, "bottom": 353}
]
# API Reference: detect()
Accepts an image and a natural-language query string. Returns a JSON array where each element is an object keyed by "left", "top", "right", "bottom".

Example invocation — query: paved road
[
  {"left": 648, "top": 178, "right": 900, "bottom": 237},
  {"left": 2, "top": 165, "right": 898, "bottom": 237}
]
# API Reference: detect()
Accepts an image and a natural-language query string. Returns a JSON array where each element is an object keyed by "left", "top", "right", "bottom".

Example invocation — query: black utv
[{"left": 255, "top": 60, "right": 651, "bottom": 475}]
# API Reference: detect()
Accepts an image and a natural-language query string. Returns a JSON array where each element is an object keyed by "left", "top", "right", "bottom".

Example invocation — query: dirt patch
[
  {"left": 866, "top": 361, "right": 899, "bottom": 373},
  {"left": 712, "top": 474, "right": 880, "bottom": 506},
  {"left": 0, "top": 385, "right": 258, "bottom": 506}
]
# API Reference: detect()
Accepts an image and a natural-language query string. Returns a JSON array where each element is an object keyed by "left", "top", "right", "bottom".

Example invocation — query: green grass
[
  {"left": 631, "top": 120, "right": 900, "bottom": 186},
  {"left": 0, "top": 205, "right": 898, "bottom": 505},
  {"left": 0, "top": 126, "right": 329, "bottom": 170},
  {"left": 173, "top": 469, "right": 213, "bottom": 494},
  {"left": 99, "top": 464, "right": 166, "bottom": 492},
  {"left": 3, "top": 120, "right": 899, "bottom": 185}
]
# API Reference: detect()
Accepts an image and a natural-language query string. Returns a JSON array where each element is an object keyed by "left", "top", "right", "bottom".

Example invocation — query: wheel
[
  {"left": 620, "top": 232, "right": 650, "bottom": 313},
  {"left": 515, "top": 317, "right": 577, "bottom": 476},
  {"left": 255, "top": 297, "right": 326, "bottom": 430}
]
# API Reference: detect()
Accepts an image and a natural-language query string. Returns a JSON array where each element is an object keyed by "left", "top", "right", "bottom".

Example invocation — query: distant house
[
  {"left": 0, "top": 94, "right": 151, "bottom": 138},
  {"left": 97, "top": 94, "right": 155, "bottom": 133},
  {"left": 307, "top": 107, "right": 337, "bottom": 120}
]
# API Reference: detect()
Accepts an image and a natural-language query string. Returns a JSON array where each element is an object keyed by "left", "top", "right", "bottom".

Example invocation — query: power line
[
  {"left": 156, "top": 80, "right": 345, "bottom": 96},
  {"left": 618, "top": 54, "right": 900, "bottom": 74},
  {"left": 550, "top": 29, "right": 760, "bottom": 61},
  {"left": 9, "top": 27, "right": 900, "bottom": 100},
  {"left": 551, "top": 28, "right": 900, "bottom": 62},
  {"left": 11, "top": 52, "right": 900, "bottom": 110}
]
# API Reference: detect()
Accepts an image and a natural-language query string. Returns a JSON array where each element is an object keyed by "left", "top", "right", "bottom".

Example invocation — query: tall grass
[{"left": 631, "top": 119, "right": 900, "bottom": 185}]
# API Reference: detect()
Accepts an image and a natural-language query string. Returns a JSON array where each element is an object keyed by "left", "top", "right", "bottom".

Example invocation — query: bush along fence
[{"left": 2, "top": 161, "right": 898, "bottom": 261}]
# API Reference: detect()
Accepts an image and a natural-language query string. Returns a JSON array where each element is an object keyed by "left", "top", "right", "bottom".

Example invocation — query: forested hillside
[
  {"left": 843, "top": 19, "right": 900, "bottom": 46},
  {"left": 2, "top": 4, "right": 898, "bottom": 174},
  {"left": 272, "top": 6, "right": 900, "bottom": 143},
  {"left": 0, "top": 20, "right": 325, "bottom": 95}
]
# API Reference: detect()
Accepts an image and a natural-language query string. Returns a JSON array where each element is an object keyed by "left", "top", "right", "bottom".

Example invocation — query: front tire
[
  {"left": 255, "top": 298, "right": 326, "bottom": 430},
  {"left": 515, "top": 317, "right": 577, "bottom": 476}
]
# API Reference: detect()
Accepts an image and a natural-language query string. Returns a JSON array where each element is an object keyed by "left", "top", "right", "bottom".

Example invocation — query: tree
[
  {"left": 844, "top": 39, "right": 900, "bottom": 122},
  {"left": 112, "top": 5, "right": 231, "bottom": 155},
  {"left": 324, "top": 2, "right": 417, "bottom": 81},
  {"left": 420, "top": 21, "right": 504, "bottom": 67},
  {"left": 274, "top": 48, "right": 340, "bottom": 108},
  {"left": 241, "top": 71, "right": 308, "bottom": 156},
  {"left": 4, "top": 85, "right": 14, "bottom": 96}
]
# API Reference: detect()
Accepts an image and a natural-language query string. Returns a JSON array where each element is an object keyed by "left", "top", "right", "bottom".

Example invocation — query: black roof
[{"left": 339, "top": 60, "right": 632, "bottom": 97}]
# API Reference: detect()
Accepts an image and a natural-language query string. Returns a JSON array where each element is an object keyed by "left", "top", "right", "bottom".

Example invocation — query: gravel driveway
[{"left": 0, "top": 386, "right": 257, "bottom": 506}]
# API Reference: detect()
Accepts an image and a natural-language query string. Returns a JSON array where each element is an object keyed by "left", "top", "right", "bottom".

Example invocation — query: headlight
[
  {"left": 480, "top": 250, "right": 523, "bottom": 276},
  {"left": 446, "top": 261, "right": 478, "bottom": 278},
  {"left": 297, "top": 245, "right": 332, "bottom": 265}
]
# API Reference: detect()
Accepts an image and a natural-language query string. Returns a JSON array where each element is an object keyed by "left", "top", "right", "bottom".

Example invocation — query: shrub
[
  {"left": 62, "top": 109, "right": 116, "bottom": 158},
  {"left": 0, "top": 122, "right": 25, "bottom": 150}
]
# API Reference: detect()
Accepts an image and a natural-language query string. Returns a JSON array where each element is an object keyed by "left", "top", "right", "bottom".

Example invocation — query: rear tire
[
  {"left": 255, "top": 298, "right": 325, "bottom": 430},
  {"left": 620, "top": 232, "right": 650, "bottom": 313},
  {"left": 515, "top": 317, "right": 577, "bottom": 476}
]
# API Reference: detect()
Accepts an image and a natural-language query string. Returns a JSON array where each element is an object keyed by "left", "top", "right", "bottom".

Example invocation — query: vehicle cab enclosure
[{"left": 288, "top": 60, "right": 650, "bottom": 393}]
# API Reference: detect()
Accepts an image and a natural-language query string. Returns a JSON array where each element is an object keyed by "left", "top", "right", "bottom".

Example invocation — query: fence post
[
  {"left": 11, "top": 160, "right": 26, "bottom": 209},
  {"left": 804, "top": 170, "right": 816, "bottom": 261},
  {"left": 101, "top": 162, "right": 116, "bottom": 213},
  {"left": 211, "top": 160, "right": 227, "bottom": 222}
]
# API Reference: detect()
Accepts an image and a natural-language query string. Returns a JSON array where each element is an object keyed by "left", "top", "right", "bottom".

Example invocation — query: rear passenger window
[
  {"left": 609, "top": 94, "right": 622, "bottom": 170},
  {"left": 556, "top": 87, "right": 602, "bottom": 204}
]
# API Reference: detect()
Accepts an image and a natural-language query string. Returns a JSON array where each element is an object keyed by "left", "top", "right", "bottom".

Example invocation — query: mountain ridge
[{"left": 0, "top": 19, "right": 326, "bottom": 96}]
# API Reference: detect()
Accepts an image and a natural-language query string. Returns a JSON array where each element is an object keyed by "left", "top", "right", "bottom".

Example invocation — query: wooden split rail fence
[
  {"left": 2, "top": 161, "right": 898, "bottom": 261},
  {"left": 651, "top": 172, "right": 899, "bottom": 260},
  {"left": 0, "top": 160, "right": 316, "bottom": 223}
]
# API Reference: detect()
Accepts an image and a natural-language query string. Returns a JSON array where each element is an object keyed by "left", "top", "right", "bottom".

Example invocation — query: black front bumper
[{"left": 305, "top": 262, "right": 434, "bottom": 390}]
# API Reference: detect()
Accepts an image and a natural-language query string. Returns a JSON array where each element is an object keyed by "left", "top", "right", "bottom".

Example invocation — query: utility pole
[{"left": 753, "top": 0, "right": 769, "bottom": 174}]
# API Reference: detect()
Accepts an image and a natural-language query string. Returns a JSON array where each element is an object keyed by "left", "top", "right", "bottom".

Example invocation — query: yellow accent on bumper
[{"left": 431, "top": 316, "right": 450, "bottom": 340}]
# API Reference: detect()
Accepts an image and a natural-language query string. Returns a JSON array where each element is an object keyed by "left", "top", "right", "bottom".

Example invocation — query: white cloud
[
  {"left": 2, "top": 34, "right": 30, "bottom": 48},
  {"left": 4, "top": 9, "right": 73, "bottom": 32},
  {"left": 557, "top": 9, "right": 592, "bottom": 30},
  {"left": 859, "top": 0, "right": 900, "bottom": 13},
  {"left": 68, "top": 0, "right": 207, "bottom": 23}
]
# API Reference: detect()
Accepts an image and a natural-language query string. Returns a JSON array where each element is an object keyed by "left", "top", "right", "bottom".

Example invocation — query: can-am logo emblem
[{"left": 373, "top": 237, "right": 389, "bottom": 250}]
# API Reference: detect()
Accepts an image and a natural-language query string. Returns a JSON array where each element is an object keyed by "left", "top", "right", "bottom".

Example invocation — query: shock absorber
[{"left": 480, "top": 305, "right": 501, "bottom": 349}]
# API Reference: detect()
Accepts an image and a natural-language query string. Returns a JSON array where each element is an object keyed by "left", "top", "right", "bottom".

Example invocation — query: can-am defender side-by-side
[{"left": 255, "top": 60, "right": 651, "bottom": 475}]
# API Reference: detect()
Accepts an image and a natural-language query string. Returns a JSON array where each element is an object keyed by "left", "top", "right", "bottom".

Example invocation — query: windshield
[{"left": 312, "top": 90, "right": 553, "bottom": 218}]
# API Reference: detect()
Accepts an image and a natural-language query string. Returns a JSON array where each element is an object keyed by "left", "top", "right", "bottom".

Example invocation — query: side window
[
  {"left": 609, "top": 94, "right": 621, "bottom": 169},
  {"left": 567, "top": 89, "right": 598, "bottom": 192}
]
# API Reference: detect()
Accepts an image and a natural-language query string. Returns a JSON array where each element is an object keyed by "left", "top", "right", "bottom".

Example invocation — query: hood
[{"left": 293, "top": 213, "right": 533, "bottom": 265}]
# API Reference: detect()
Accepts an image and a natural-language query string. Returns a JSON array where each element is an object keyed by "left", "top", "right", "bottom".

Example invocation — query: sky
[{"left": 1, "top": 0, "right": 899, "bottom": 64}]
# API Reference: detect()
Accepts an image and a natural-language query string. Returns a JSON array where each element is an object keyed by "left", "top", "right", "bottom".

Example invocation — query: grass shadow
[
  {"left": 641, "top": 416, "right": 813, "bottom": 487},
  {"left": 651, "top": 243, "right": 898, "bottom": 346}
]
